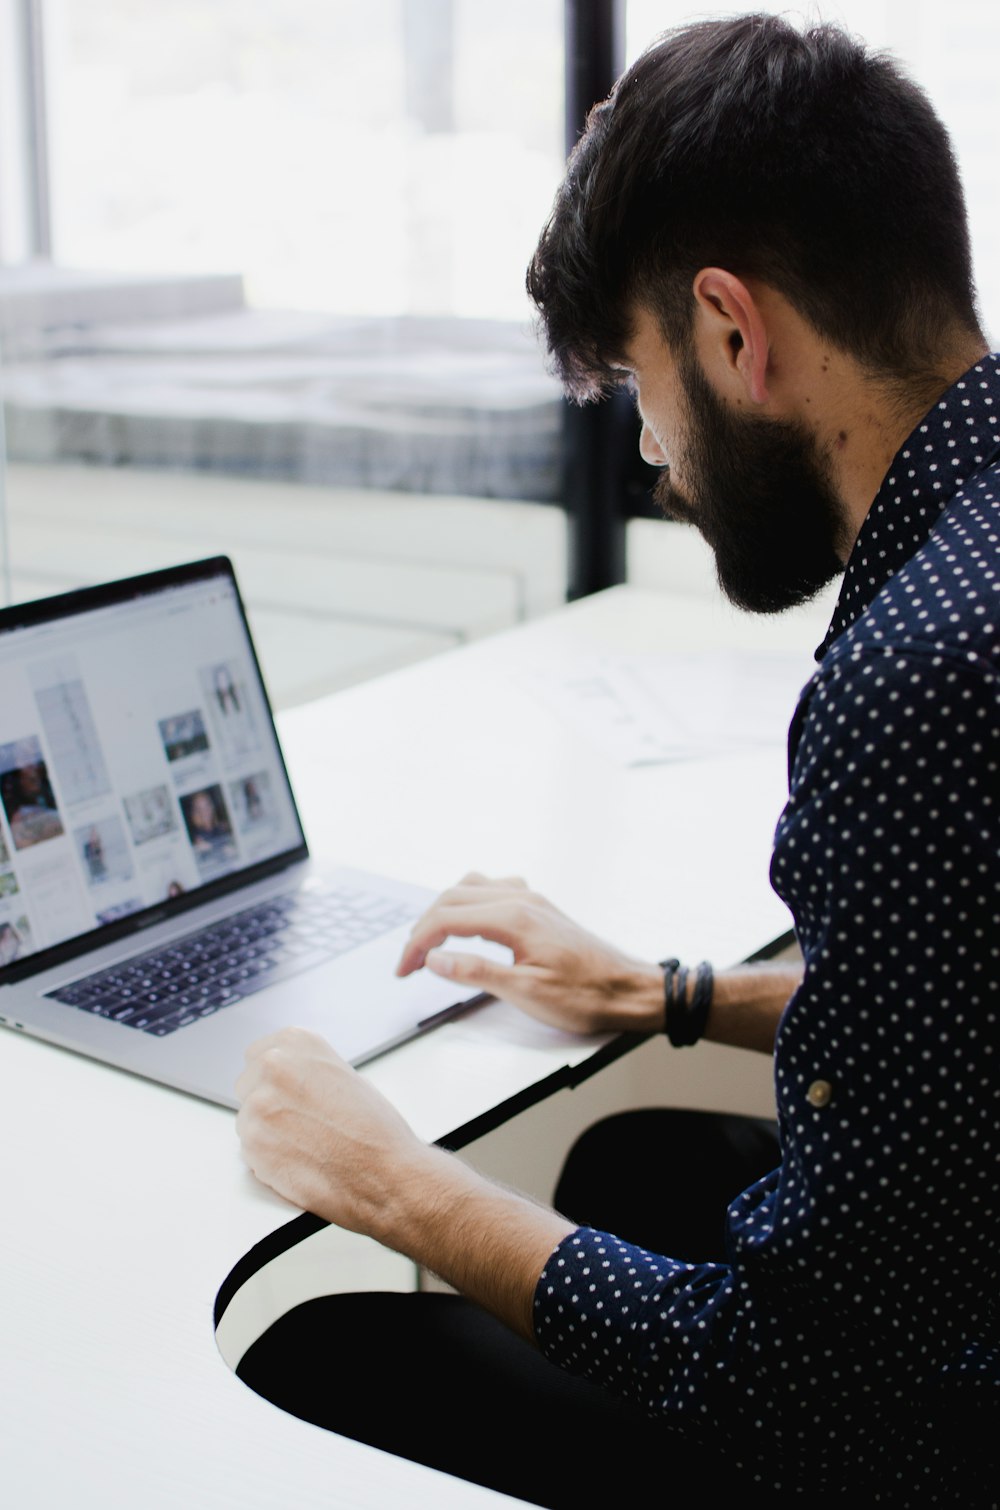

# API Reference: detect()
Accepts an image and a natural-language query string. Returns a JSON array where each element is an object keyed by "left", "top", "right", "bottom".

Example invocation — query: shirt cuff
[{"left": 533, "top": 1225, "right": 701, "bottom": 1394}]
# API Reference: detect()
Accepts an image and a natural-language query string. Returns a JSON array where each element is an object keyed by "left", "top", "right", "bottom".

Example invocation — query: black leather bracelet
[
  {"left": 659, "top": 958, "right": 680, "bottom": 1037},
  {"left": 688, "top": 960, "right": 713, "bottom": 1044},
  {"left": 661, "top": 957, "right": 713, "bottom": 1047}
]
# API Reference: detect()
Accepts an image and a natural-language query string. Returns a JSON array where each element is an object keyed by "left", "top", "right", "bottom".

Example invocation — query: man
[{"left": 235, "top": 15, "right": 998, "bottom": 1504}]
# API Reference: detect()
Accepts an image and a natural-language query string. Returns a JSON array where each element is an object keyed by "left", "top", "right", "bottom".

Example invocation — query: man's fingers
[
  {"left": 234, "top": 1063, "right": 256, "bottom": 1105},
  {"left": 236, "top": 1028, "right": 337, "bottom": 1102},
  {"left": 234, "top": 1037, "right": 280, "bottom": 1103},
  {"left": 410, "top": 883, "right": 530, "bottom": 924},
  {"left": 242, "top": 1028, "right": 287, "bottom": 1063},
  {"left": 397, "top": 900, "right": 532, "bottom": 976},
  {"left": 242, "top": 1025, "right": 326, "bottom": 1062},
  {"left": 459, "top": 871, "right": 529, "bottom": 890},
  {"left": 425, "top": 948, "right": 516, "bottom": 996},
  {"left": 233, "top": 1101, "right": 266, "bottom": 1167},
  {"left": 397, "top": 936, "right": 439, "bottom": 976}
]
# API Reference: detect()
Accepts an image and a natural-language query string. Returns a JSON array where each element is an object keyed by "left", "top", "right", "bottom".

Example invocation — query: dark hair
[{"left": 527, "top": 14, "right": 982, "bottom": 399}]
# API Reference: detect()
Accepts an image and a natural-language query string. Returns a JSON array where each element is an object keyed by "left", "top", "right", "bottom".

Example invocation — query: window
[{"left": 0, "top": 1, "right": 570, "bottom": 706}]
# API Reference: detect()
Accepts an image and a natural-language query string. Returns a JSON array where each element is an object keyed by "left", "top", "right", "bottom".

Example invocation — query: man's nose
[{"left": 639, "top": 423, "right": 668, "bottom": 467}]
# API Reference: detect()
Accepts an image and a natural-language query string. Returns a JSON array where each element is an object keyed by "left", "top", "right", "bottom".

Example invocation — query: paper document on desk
[{"left": 523, "top": 650, "right": 813, "bottom": 766}]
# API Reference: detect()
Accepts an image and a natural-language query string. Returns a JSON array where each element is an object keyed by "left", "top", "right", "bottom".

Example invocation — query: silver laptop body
[{"left": 0, "top": 558, "right": 485, "bottom": 1107}]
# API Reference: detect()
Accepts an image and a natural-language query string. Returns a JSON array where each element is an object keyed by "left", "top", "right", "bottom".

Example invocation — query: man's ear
[{"left": 691, "top": 268, "right": 770, "bottom": 405}]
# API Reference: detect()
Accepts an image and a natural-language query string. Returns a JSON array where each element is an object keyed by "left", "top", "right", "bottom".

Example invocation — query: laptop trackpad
[{"left": 241, "top": 926, "right": 505, "bottom": 1065}]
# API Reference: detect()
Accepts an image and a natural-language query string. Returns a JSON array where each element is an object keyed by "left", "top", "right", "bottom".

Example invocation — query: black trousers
[{"left": 237, "top": 1109, "right": 781, "bottom": 1508}]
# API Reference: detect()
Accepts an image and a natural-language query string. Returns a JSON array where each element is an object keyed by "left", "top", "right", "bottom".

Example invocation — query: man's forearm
[
  {"left": 368, "top": 1143, "right": 574, "bottom": 1343},
  {"left": 235, "top": 950, "right": 803, "bottom": 1346},
  {"left": 706, "top": 961, "right": 804, "bottom": 1054},
  {"left": 362, "top": 960, "right": 804, "bottom": 1324},
  {"left": 235, "top": 1028, "right": 573, "bottom": 1344},
  {"left": 359, "top": 961, "right": 804, "bottom": 1334}
]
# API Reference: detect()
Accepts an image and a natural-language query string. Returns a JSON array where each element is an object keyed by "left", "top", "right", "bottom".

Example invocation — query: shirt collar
[{"left": 816, "top": 353, "right": 1000, "bottom": 658}]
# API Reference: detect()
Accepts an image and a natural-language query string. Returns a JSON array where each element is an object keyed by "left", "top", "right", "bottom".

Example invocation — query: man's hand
[
  {"left": 235, "top": 1026, "right": 574, "bottom": 1341},
  {"left": 235, "top": 1026, "right": 430, "bottom": 1232},
  {"left": 396, "top": 872, "right": 664, "bottom": 1035}
]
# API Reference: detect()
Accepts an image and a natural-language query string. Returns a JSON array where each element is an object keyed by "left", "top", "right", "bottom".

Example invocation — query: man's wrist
[
  {"left": 615, "top": 960, "right": 668, "bottom": 1032},
  {"left": 662, "top": 959, "right": 714, "bottom": 1046}
]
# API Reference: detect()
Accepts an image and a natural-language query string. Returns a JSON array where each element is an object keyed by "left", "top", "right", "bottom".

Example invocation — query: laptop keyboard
[{"left": 46, "top": 886, "right": 417, "bottom": 1036}]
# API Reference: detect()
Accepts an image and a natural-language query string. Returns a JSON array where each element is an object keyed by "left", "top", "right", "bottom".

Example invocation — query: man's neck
[
  {"left": 747, "top": 282, "right": 989, "bottom": 561},
  {"left": 818, "top": 334, "right": 990, "bottom": 559}
]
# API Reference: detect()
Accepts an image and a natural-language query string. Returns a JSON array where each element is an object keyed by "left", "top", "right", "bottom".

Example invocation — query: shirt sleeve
[
  {"left": 534, "top": 1229, "right": 754, "bottom": 1434},
  {"left": 533, "top": 642, "right": 999, "bottom": 1470}
]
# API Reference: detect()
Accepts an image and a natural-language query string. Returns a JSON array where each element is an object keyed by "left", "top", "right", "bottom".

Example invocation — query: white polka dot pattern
[{"left": 534, "top": 359, "right": 1000, "bottom": 1502}]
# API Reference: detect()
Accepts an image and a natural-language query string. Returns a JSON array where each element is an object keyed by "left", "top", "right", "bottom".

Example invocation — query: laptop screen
[{"left": 0, "top": 560, "right": 307, "bottom": 976}]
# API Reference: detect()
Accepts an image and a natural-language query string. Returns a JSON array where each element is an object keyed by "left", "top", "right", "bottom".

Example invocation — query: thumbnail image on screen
[
  {"left": 124, "top": 784, "right": 178, "bottom": 847},
  {"left": 0, "top": 736, "right": 65, "bottom": 851},
  {"left": 159, "top": 710, "right": 210, "bottom": 764},
  {"left": 73, "top": 816, "right": 135, "bottom": 889},
  {"left": 180, "top": 785, "right": 239, "bottom": 876},
  {"left": 0, "top": 915, "right": 34, "bottom": 965}
]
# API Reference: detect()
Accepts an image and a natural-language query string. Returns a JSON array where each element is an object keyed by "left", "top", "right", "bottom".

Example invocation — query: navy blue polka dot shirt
[{"left": 534, "top": 358, "right": 1000, "bottom": 1502}]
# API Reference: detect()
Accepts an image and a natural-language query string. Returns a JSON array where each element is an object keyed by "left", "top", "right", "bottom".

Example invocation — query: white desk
[{"left": 0, "top": 586, "right": 825, "bottom": 1508}]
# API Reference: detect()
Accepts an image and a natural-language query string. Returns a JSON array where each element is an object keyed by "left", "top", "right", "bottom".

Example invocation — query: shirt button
[{"left": 806, "top": 1079, "right": 833, "bottom": 1108}]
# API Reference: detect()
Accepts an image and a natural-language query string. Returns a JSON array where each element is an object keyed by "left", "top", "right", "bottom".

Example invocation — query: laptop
[{"left": 0, "top": 557, "right": 496, "bottom": 1108}]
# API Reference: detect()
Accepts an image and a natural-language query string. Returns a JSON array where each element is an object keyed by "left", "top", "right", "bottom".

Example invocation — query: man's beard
[{"left": 653, "top": 350, "right": 846, "bottom": 614}]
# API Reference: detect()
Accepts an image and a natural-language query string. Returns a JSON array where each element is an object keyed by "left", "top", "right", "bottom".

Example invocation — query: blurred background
[{"left": 1, "top": 0, "right": 997, "bottom": 708}]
